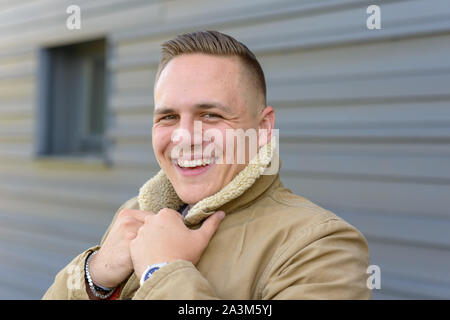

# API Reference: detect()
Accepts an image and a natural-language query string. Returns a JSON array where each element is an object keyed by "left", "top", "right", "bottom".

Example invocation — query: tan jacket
[{"left": 43, "top": 140, "right": 371, "bottom": 299}]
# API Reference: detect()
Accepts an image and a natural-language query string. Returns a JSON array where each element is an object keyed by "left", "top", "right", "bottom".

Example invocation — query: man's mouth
[
  {"left": 176, "top": 158, "right": 213, "bottom": 168},
  {"left": 172, "top": 158, "right": 215, "bottom": 176}
]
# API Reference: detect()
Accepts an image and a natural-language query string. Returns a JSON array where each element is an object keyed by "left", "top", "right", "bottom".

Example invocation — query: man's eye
[
  {"left": 203, "top": 113, "right": 221, "bottom": 119},
  {"left": 160, "top": 115, "right": 177, "bottom": 121}
]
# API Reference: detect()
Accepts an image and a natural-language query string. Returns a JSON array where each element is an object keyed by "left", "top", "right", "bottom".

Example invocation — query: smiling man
[
  {"left": 43, "top": 31, "right": 371, "bottom": 300},
  {"left": 153, "top": 50, "right": 273, "bottom": 206}
]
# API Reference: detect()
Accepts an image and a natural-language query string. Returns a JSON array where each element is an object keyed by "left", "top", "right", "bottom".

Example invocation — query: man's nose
[
  {"left": 178, "top": 116, "right": 195, "bottom": 137},
  {"left": 173, "top": 116, "right": 203, "bottom": 155},
  {"left": 178, "top": 116, "right": 202, "bottom": 143}
]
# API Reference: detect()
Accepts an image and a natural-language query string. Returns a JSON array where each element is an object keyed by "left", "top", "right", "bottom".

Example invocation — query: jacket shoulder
[
  {"left": 267, "top": 185, "right": 342, "bottom": 224},
  {"left": 262, "top": 185, "right": 369, "bottom": 262},
  {"left": 256, "top": 186, "right": 371, "bottom": 299},
  {"left": 120, "top": 196, "right": 140, "bottom": 210}
]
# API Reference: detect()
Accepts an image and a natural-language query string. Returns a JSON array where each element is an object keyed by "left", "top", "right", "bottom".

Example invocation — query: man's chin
[{"left": 174, "top": 185, "right": 217, "bottom": 206}]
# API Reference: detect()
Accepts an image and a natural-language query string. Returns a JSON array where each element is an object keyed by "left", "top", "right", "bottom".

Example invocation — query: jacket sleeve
[
  {"left": 42, "top": 197, "right": 138, "bottom": 300},
  {"left": 132, "top": 260, "right": 219, "bottom": 300},
  {"left": 42, "top": 246, "right": 99, "bottom": 300},
  {"left": 258, "top": 218, "right": 371, "bottom": 300}
]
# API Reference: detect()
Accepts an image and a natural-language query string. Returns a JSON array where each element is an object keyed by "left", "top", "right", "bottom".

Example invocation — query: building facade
[{"left": 0, "top": 0, "right": 449, "bottom": 299}]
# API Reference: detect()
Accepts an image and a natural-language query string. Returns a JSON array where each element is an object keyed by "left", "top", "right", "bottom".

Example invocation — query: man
[{"left": 43, "top": 31, "right": 371, "bottom": 300}]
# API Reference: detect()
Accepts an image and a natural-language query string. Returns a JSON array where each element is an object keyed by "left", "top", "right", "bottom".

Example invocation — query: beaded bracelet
[{"left": 84, "top": 250, "right": 116, "bottom": 299}]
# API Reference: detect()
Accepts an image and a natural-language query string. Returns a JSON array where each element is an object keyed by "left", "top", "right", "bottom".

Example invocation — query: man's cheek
[{"left": 152, "top": 130, "right": 170, "bottom": 155}]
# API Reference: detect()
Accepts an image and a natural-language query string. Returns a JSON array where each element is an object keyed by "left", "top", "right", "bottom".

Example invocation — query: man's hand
[
  {"left": 130, "top": 208, "right": 225, "bottom": 279},
  {"left": 89, "top": 209, "right": 153, "bottom": 288}
]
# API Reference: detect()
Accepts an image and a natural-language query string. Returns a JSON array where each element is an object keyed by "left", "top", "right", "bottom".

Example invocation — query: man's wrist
[
  {"left": 84, "top": 250, "right": 117, "bottom": 299},
  {"left": 88, "top": 249, "right": 122, "bottom": 289}
]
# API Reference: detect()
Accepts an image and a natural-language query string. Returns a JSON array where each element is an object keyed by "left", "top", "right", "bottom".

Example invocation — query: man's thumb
[{"left": 198, "top": 211, "right": 225, "bottom": 241}]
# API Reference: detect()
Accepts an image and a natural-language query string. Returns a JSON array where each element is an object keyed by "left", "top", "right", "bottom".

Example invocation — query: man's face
[{"left": 152, "top": 53, "right": 271, "bottom": 205}]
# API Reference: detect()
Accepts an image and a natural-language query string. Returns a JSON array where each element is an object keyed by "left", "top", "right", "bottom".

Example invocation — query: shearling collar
[{"left": 138, "top": 137, "right": 279, "bottom": 227}]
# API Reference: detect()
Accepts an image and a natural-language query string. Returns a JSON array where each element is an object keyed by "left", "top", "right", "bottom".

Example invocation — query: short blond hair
[{"left": 156, "top": 30, "right": 266, "bottom": 105}]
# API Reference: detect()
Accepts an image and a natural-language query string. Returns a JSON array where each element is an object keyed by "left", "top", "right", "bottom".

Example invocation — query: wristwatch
[{"left": 140, "top": 262, "right": 168, "bottom": 286}]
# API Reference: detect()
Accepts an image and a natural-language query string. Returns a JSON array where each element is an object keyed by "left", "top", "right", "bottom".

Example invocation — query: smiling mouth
[
  {"left": 172, "top": 158, "right": 215, "bottom": 176},
  {"left": 176, "top": 158, "right": 213, "bottom": 168}
]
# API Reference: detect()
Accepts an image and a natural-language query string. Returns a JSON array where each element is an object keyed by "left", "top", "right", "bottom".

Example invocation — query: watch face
[
  {"left": 149, "top": 267, "right": 160, "bottom": 274},
  {"left": 144, "top": 267, "right": 160, "bottom": 281},
  {"left": 141, "top": 263, "right": 168, "bottom": 286}
]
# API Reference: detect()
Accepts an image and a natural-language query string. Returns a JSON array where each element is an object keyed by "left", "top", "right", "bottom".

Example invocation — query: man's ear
[{"left": 258, "top": 106, "right": 275, "bottom": 148}]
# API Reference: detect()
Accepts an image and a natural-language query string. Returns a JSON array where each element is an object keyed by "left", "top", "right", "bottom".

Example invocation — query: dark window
[{"left": 37, "top": 39, "right": 107, "bottom": 158}]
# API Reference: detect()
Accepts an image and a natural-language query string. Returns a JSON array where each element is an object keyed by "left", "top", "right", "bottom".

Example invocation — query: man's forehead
[{"left": 154, "top": 53, "right": 262, "bottom": 114}]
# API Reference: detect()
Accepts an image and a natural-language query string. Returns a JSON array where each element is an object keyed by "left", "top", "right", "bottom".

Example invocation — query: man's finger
[
  {"left": 158, "top": 208, "right": 185, "bottom": 222},
  {"left": 197, "top": 211, "right": 225, "bottom": 242}
]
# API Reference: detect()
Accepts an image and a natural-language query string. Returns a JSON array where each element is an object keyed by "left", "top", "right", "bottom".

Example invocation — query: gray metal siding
[{"left": 0, "top": 0, "right": 449, "bottom": 299}]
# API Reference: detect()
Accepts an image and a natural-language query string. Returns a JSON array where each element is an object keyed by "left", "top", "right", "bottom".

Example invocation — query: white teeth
[{"left": 177, "top": 158, "right": 213, "bottom": 168}]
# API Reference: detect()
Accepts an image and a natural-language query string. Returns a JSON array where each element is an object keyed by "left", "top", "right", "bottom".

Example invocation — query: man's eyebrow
[
  {"left": 193, "top": 102, "right": 232, "bottom": 113},
  {"left": 154, "top": 107, "right": 176, "bottom": 116},
  {"left": 154, "top": 103, "right": 232, "bottom": 116}
]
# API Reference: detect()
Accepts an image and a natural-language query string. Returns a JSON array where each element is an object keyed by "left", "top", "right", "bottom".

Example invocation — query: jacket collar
[{"left": 138, "top": 137, "right": 279, "bottom": 227}]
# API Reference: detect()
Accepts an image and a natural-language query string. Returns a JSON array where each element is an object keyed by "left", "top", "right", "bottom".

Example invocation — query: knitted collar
[{"left": 138, "top": 137, "right": 278, "bottom": 227}]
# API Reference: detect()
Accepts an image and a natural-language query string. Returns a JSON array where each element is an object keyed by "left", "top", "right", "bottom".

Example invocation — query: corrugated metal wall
[{"left": 0, "top": 0, "right": 449, "bottom": 299}]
